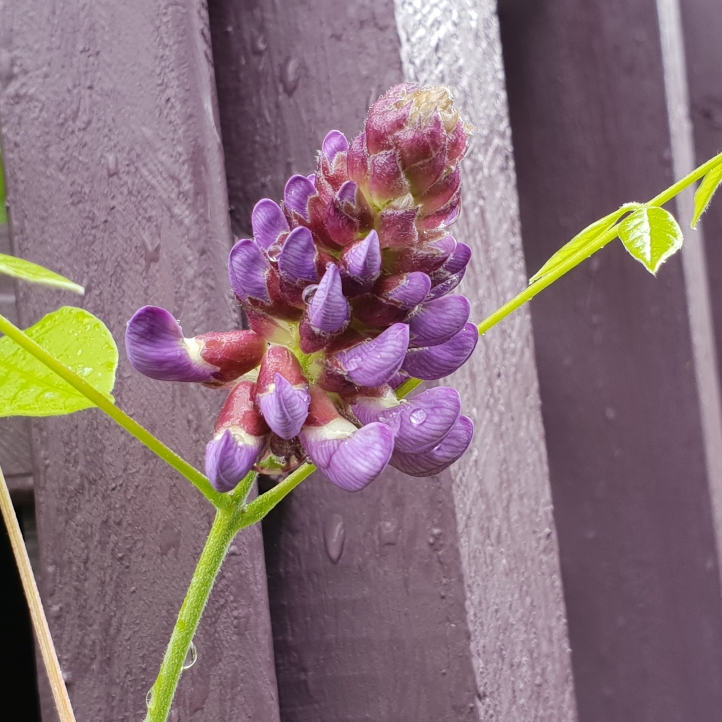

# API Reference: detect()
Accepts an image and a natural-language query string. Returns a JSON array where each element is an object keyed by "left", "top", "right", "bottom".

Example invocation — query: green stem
[
  {"left": 144, "top": 506, "right": 241, "bottom": 722},
  {"left": 477, "top": 150, "right": 722, "bottom": 335},
  {"left": 0, "top": 313, "right": 227, "bottom": 509}
]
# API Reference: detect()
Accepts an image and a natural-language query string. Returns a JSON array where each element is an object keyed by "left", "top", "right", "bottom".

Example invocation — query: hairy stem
[
  {"left": 144, "top": 505, "right": 241, "bottom": 722},
  {"left": 0, "top": 465, "right": 76, "bottom": 722},
  {"left": 0, "top": 313, "right": 227, "bottom": 509}
]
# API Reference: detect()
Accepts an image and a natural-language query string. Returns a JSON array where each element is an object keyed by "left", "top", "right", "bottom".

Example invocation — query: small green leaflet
[
  {"left": 618, "top": 206, "right": 683, "bottom": 275},
  {"left": 529, "top": 204, "right": 639, "bottom": 285},
  {"left": 691, "top": 162, "right": 722, "bottom": 229},
  {"left": 0, "top": 307, "right": 118, "bottom": 417},
  {"left": 0, "top": 254, "right": 85, "bottom": 294}
]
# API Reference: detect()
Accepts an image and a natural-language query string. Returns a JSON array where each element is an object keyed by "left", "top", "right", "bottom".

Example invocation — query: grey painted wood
[
  {"left": 209, "top": 0, "right": 576, "bottom": 720},
  {"left": 498, "top": 0, "right": 722, "bottom": 720},
  {"left": 0, "top": 1, "right": 280, "bottom": 720}
]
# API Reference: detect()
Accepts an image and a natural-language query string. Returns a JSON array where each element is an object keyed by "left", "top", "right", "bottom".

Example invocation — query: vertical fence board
[
  {"left": 0, "top": 1, "right": 280, "bottom": 720},
  {"left": 209, "top": 0, "right": 576, "bottom": 720},
  {"left": 498, "top": 1, "right": 722, "bottom": 720}
]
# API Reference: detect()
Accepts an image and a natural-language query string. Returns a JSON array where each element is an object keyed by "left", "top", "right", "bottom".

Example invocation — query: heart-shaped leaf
[
  {"left": 529, "top": 203, "right": 639, "bottom": 285},
  {"left": 618, "top": 206, "right": 683, "bottom": 274},
  {"left": 0, "top": 306, "right": 118, "bottom": 417},
  {"left": 692, "top": 162, "right": 722, "bottom": 229},
  {"left": 0, "top": 253, "right": 84, "bottom": 294}
]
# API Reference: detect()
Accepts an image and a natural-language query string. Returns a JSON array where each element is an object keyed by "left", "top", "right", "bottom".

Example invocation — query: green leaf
[
  {"left": 0, "top": 307, "right": 118, "bottom": 417},
  {"left": 529, "top": 204, "right": 639, "bottom": 285},
  {"left": 618, "top": 206, "right": 683, "bottom": 275},
  {"left": 692, "top": 162, "right": 722, "bottom": 229},
  {"left": 0, "top": 253, "right": 85, "bottom": 294}
]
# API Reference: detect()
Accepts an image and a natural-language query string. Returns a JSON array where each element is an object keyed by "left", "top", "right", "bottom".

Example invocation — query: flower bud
[
  {"left": 252, "top": 199, "right": 289, "bottom": 250},
  {"left": 125, "top": 306, "right": 265, "bottom": 385},
  {"left": 407, "top": 294, "right": 471, "bottom": 348},
  {"left": 278, "top": 226, "right": 319, "bottom": 285},
  {"left": 205, "top": 381, "right": 269, "bottom": 492},
  {"left": 376, "top": 272, "right": 431, "bottom": 309},
  {"left": 402, "top": 322, "right": 478, "bottom": 380},
  {"left": 228, "top": 239, "right": 272, "bottom": 304},
  {"left": 299, "top": 386, "right": 394, "bottom": 491},
  {"left": 255, "top": 346, "right": 311, "bottom": 439},
  {"left": 340, "top": 230, "right": 382, "bottom": 295},
  {"left": 284, "top": 174, "right": 316, "bottom": 222},
  {"left": 390, "top": 415, "right": 474, "bottom": 477}
]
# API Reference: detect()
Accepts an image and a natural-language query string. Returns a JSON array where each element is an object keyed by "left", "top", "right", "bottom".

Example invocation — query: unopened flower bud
[
  {"left": 407, "top": 294, "right": 471, "bottom": 348},
  {"left": 402, "top": 322, "right": 478, "bottom": 380},
  {"left": 252, "top": 199, "right": 289, "bottom": 250}
]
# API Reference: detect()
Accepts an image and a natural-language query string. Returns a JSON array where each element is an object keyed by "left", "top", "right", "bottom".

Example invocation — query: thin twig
[{"left": 0, "top": 464, "right": 76, "bottom": 722}]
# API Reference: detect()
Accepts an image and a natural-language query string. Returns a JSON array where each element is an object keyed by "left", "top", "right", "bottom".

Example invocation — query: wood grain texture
[
  {"left": 0, "top": 1, "right": 280, "bottom": 720},
  {"left": 209, "top": 0, "right": 576, "bottom": 719},
  {"left": 498, "top": 0, "right": 722, "bottom": 720}
]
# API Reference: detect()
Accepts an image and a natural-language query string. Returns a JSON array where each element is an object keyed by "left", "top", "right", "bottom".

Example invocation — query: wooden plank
[
  {"left": 498, "top": 0, "right": 722, "bottom": 720},
  {"left": 0, "top": 1, "right": 280, "bottom": 720},
  {"left": 209, "top": 0, "right": 576, "bottom": 719}
]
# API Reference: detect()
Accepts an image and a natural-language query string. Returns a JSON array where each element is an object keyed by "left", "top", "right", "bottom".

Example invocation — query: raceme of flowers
[{"left": 125, "top": 84, "right": 478, "bottom": 493}]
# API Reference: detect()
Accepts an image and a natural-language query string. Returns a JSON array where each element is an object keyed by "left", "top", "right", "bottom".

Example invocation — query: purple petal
[
  {"left": 257, "top": 373, "right": 311, "bottom": 440},
  {"left": 383, "top": 272, "right": 432, "bottom": 308},
  {"left": 300, "top": 419, "right": 394, "bottom": 491},
  {"left": 408, "top": 294, "right": 471, "bottom": 347},
  {"left": 307, "top": 264, "right": 350, "bottom": 333},
  {"left": 228, "top": 239, "right": 271, "bottom": 303},
  {"left": 427, "top": 269, "right": 466, "bottom": 300},
  {"left": 443, "top": 242, "right": 472, "bottom": 274},
  {"left": 252, "top": 199, "right": 289, "bottom": 250},
  {"left": 333, "top": 323, "right": 410, "bottom": 387},
  {"left": 278, "top": 226, "right": 318, "bottom": 284},
  {"left": 284, "top": 174, "right": 316, "bottom": 220},
  {"left": 126, "top": 306, "right": 215, "bottom": 382},
  {"left": 391, "top": 415, "right": 474, "bottom": 477},
  {"left": 352, "top": 386, "right": 461, "bottom": 454},
  {"left": 205, "top": 428, "right": 267, "bottom": 493},
  {"left": 322, "top": 130, "right": 350, "bottom": 164},
  {"left": 342, "top": 231, "right": 382, "bottom": 281},
  {"left": 337, "top": 180, "right": 358, "bottom": 205},
  {"left": 402, "top": 322, "right": 478, "bottom": 380}
]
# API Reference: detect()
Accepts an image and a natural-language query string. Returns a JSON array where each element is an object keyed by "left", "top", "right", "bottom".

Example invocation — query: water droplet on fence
[
  {"left": 409, "top": 408, "right": 427, "bottom": 425},
  {"left": 106, "top": 152, "right": 118, "bottom": 177},
  {"left": 378, "top": 519, "right": 399, "bottom": 546},
  {"left": 183, "top": 641, "right": 198, "bottom": 670},
  {"left": 169, "top": 710, "right": 180, "bottom": 722},
  {"left": 280, "top": 57, "right": 301, "bottom": 96},
  {"left": 323, "top": 513, "right": 345, "bottom": 563},
  {"left": 252, "top": 33, "right": 268, "bottom": 55}
]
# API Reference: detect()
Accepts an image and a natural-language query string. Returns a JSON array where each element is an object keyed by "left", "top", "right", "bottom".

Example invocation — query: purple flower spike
[
  {"left": 408, "top": 294, "right": 471, "bottom": 347},
  {"left": 322, "top": 130, "right": 349, "bottom": 164},
  {"left": 257, "top": 373, "right": 311, "bottom": 440},
  {"left": 391, "top": 415, "right": 474, "bottom": 477},
  {"left": 342, "top": 231, "right": 382, "bottom": 282},
  {"left": 307, "top": 263, "right": 350, "bottom": 333},
  {"left": 382, "top": 272, "right": 432, "bottom": 309},
  {"left": 284, "top": 174, "right": 316, "bottom": 220},
  {"left": 278, "top": 227, "right": 318, "bottom": 284},
  {"left": 333, "top": 323, "right": 410, "bottom": 387},
  {"left": 301, "top": 419, "right": 395, "bottom": 491},
  {"left": 126, "top": 306, "right": 216, "bottom": 382},
  {"left": 205, "top": 428, "right": 266, "bottom": 493},
  {"left": 352, "top": 386, "right": 461, "bottom": 454},
  {"left": 252, "top": 199, "right": 289, "bottom": 250},
  {"left": 402, "top": 322, "right": 478, "bottom": 380},
  {"left": 228, "top": 239, "right": 271, "bottom": 303}
]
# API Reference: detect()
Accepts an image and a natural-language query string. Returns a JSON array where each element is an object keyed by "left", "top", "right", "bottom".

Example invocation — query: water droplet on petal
[
  {"left": 410, "top": 408, "right": 427, "bottom": 425},
  {"left": 302, "top": 284, "right": 318, "bottom": 303},
  {"left": 183, "top": 641, "right": 198, "bottom": 670},
  {"left": 267, "top": 243, "right": 282, "bottom": 261}
]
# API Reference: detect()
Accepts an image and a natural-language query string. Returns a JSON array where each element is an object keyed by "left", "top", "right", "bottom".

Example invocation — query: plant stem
[
  {"left": 477, "top": 150, "right": 722, "bottom": 335},
  {"left": 0, "top": 313, "right": 227, "bottom": 509},
  {"left": 0, "top": 465, "right": 77, "bottom": 722},
  {"left": 144, "top": 506, "right": 240, "bottom": 722}
]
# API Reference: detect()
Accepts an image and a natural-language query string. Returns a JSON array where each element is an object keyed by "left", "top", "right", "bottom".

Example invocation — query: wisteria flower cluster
[{"left": 125, "top": 84, "right": 478, "bottom": 493}]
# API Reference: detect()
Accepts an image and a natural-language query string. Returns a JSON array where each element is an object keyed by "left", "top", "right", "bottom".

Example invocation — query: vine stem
[
  {"left": 0, "top": 465, "right": 77, "bottom": 722},
  {"left": 0, "top": 312, "right": 228, "bottom": 509}
]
